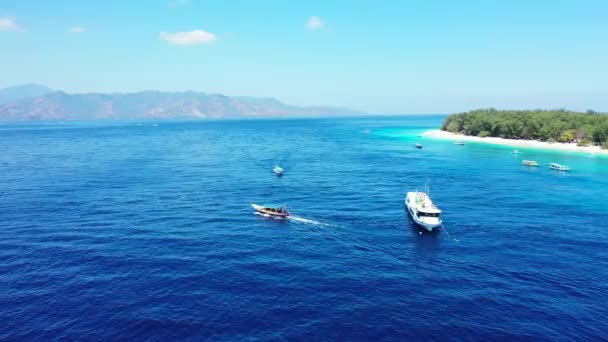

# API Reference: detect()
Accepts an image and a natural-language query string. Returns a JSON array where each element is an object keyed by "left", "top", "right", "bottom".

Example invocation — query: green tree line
[{"left": 441, "top": 109, "right": 608, "bottom": 148}]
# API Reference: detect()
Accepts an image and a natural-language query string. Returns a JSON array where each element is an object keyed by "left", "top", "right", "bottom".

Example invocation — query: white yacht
[
  {"left": 405, "top": 188, "right": 442, "bottom": 231},
  {"left": 273, "top": 166, "right": 284, "bottom": 176}
]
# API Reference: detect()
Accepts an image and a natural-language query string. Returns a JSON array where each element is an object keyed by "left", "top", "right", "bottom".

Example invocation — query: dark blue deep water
[{"left": 1, "top": 116, "right": 607, "bottom": 340}]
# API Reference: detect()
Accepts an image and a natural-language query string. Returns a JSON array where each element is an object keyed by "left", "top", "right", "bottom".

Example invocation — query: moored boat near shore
[
  {"left": 522, "top": 160, "right": 539, "bottom": 167},
  {"left": 550, "top": 163, "right": 570, "bottom": 171}
]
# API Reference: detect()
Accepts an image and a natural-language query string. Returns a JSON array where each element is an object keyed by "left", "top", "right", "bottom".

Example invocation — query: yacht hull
[{"left": 405, "top": 204, "right": 441, "bottom": 231}]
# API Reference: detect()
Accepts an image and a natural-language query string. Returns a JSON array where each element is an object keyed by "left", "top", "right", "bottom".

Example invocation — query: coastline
[{"left": 423, "top": 129, "right": 608, "bottom": 155}]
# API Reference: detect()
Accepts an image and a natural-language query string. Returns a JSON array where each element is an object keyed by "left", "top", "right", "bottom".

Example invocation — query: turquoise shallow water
[{"left": 1, "top": 115, "right": 607, "bottom": 339}]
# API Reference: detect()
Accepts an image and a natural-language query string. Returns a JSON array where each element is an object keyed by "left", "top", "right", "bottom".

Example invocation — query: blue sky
[{"left": 1, "top": 0, "right": 607, "bottom": 113}]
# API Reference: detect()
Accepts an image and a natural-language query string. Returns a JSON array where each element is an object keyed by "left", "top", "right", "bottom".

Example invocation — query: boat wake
[
  {"left": 289, "top": 215, "right": 332, "bottom": 226},
  {"left": 254, "top": 211, "right": 334, "bottom": 226}
]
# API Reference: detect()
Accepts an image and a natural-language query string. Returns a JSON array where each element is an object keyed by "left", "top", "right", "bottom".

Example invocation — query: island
[{"left": 425, "top": 109, "right": 608, "bottom": 154}]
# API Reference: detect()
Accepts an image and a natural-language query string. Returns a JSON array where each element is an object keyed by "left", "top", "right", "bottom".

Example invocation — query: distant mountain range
[
  {"left": 0, "top": 84, "right": 362, "bottom": 121},
  {"left": 0, "top": 84, "right": 54, "bottom": 104}
]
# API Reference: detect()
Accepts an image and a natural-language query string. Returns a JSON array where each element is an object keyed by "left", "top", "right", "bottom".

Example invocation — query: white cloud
[
  {"left": 0, "top": 17, "right": 19, "bottom": 32},
  {"left": 307, "top": 16, "right": 324, "bottom": 30},
  {"left": 159, "top": 29, "right": 216, "bottom": 45},
  {"left": 69, "top": 26, "right": 85, "bottom": 33}
]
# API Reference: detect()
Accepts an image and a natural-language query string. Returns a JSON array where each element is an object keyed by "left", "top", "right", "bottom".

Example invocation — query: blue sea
[{"left": 1, "top": 116, "right": 607, "bottom": 340}]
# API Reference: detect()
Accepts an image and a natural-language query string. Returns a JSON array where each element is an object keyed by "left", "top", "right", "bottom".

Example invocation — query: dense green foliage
[
  {"left": 441, "top": 109, "right": 608, "bottom": 145},
  {"left": 577, "top": 139, "right": 591, "bottom": 147}
]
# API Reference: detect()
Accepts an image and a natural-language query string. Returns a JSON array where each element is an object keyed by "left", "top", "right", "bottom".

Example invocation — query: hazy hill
[
  {"left": 0, "top": 87, "right": 362, "bottom": 121},
  {"left": 0, "top": 84, "right": 54, "bottom": 104}
]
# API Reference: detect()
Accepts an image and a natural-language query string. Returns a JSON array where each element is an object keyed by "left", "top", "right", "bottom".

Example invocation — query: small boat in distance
[
  {"left": 415, "top": 143, "right": 422, "bottom": 149},
  {"left": 273, "top": 166, "right": 284, "bottom": 176},
  {"left": 513, "top": 150, "right": 520, "bottom": 154},
  {"left": 454, "top": 141, "right": 465, "bottom": 145},
  {"left": 405, "top": 185, "right": 442, "bottom": 231},
  {"left": 252, "top": 204, "right": 291, "bottom": 218},
  {"left": 550, "top": 163, "right": 570, "bottom": 171},
  {"left": 521, "top": 160, "right": 539, "bottom": 167}
]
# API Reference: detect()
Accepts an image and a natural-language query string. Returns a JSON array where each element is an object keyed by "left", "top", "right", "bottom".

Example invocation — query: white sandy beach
[{"left": 423, "top": 130, "right": 608, "bottom": 155}]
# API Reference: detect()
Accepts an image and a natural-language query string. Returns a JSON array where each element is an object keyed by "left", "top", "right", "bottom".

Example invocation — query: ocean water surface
[{"left": 1, "top": 116, "right": 607, "bottom": 340}]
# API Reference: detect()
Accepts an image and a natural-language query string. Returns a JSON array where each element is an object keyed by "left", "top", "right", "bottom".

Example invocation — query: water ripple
[{"left": 1, "top": 117, "right": 607, "bottom": 339}]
